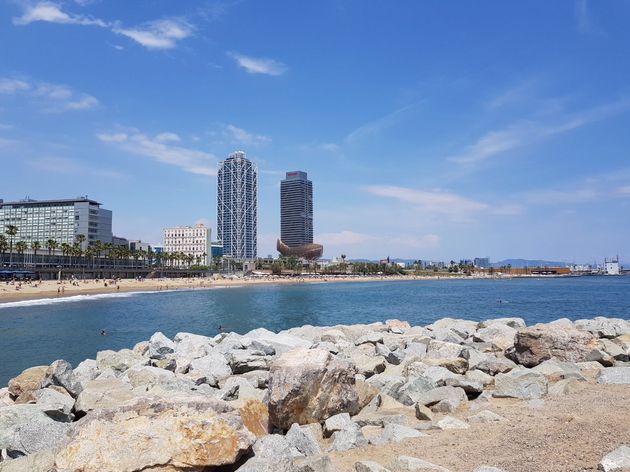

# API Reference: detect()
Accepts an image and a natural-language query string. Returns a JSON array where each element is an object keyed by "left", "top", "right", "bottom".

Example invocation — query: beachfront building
[
  {"left": 0, "top": 196, "right": 112, "bottom": 249},
  {"left": 474, "top": 257, "right": 490, "bottom": 269},
  {"left": 162, "top": 224, "right": 211, "bottom": 266},
  {"left": 604, "top": 259, "right": 621, "bottom": 275},
  {"left": 217, "top": 151, "right": 257, "bottom": 261}
]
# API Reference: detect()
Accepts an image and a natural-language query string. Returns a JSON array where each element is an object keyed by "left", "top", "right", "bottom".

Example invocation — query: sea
[{"left": 1, "top": 276, "right": 629, "bottom": 386}]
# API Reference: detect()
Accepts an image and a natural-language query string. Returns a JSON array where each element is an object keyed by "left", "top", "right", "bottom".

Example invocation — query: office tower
[
  {"left": 163, "top": 224, "right": 211, "bottom": 266},
  {"left": 217, "top": 151, "right": 257, "bottom": 260},
  {"left": 0, "top": 197, "right": 113, "bottom": 249},
  {"left": 280, "top": 171, "right": 313, "bottom": 247}
]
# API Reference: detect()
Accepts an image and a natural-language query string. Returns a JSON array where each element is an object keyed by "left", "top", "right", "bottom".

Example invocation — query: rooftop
[{"left": 0, "top": 196, "right": 102, "bottom": 207}]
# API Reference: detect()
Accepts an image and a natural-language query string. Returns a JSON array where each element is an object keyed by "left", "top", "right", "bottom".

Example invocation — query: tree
[
  {"left": 31, "top": 241, "right": 41, "bottom": 265},
  {"left": 46, "top": 239, "right": 58, "bottom": 256},
  {"left": 5, "top": 225, "right": 18, "bottom": 266},
  {"left": 60, "top": 243, "right": 72, "bottom": 266},
  {"left": 0, "top": 235, "right": 8, "bottom": 260},
  {"left": 15, "top": 241, "right": 27, "bottom": 266}
]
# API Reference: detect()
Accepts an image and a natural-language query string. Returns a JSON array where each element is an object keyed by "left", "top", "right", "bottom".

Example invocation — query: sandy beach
[{"left": 0, "top": 274, "right": 469, "bottom": 303}]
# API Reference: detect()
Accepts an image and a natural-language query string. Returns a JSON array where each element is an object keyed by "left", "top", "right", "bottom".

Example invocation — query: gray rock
[
  {"left": 189, "top": 351, "right": 232, "bottom": 385},
  {"left": 370, "top": 423, "right": 426, "bottom": 445},
  {"left": 494, "top": 371, "right": 548, "bottom": 399},
  {"left": 74, "top": 377, "right": 135, "bottom": 413},
  {"left": 0, "top": 387, "right": 13, "bottom": 407},
  {"left": 597, "top": 367, "right": 630, "bottom": 384},
  {"left": 474, "top": 324, "right": 517, "bottom": 350},
  {"left": 45, "top": 359, "right": 81, "bottom": 397},
  {"left": 444, "top": 376, "right": 483, "bottom": 393},
  {"left": 227, "top": 349, "right": 272, "bottom": 374},
  {"left": 480, "top": 317, "right": 526, "bottom": 329},
  {"left": 600, "top": 339, "right": 629, "bottom": 361},
  {"left": 324, "top": 412, "right": 353, "bottom": 437},
  {"left": 356, "top": 331, "right": 384, "bottom": 345},
  {"left": 314, "top": 341, "right": 340, "bottom": 354},
  {"left": 32, "top": 387, "right": 75, "bottom": 422},
  {"left": 415, "top": 403, "right": 434, "bottom": 421},
  {"left": 548, "top": 378, "right": 581, "bottom": 396},
  {"left": 598, "top": 445, "right": 630, "bottom": 472},
  {"left": 355, "top": 461, "right": 392, "bottom": 472},
  {"left": 467, "top": 410, "right": 507, "bottom": 423},
  {"left": 435, "top": 416, "right": 469, "bottom": 430},
  {"left": 366, "top": 374, "right": 405, "bottom": 398},
  {"left": 320, "top": 329, "right": 347, "bottom": 344},
  {"left": 329, "top": 423, "right": 368, "bottom": 451},
  {"left": 392, "top": 455, "right": 452, "bottom": 471},
  {"left": 253, "top": 433, "right": 301, "bottom": 460},
  {"left": 425, "top": 340, "right": 465, "bottom": 360},
  {"left": 173, "top": 332, "right": 213, "bottom": 359},
  {"left": 96, "top": 349, "right": 148, "bottom": 374},
  {"left": 575, "top": 317, "right": 630, "bottom": 339},
  {"left": 236, "top": 457, "right": 294, "bottom": 472},
  {"left": 414, "top": 386, "right": 467, "bottom": 408},
  {"left": 465, "top": 369, "right": 494, "bottom": 387},
  {"left": 218, "top": 376, "right": 265, "bottom": 402},
  {"left": 349, "top": 353, "right": 387, "bottom": 378},
  {"left": 404, "top": 341, "right": 428, "bottom": 358},
  {"left": 396, "top": 377, "right": 435, "bottom": 406},
  {"left": 0, "top": 404, "right": 70, "bottom": 456},
  {"left": 428, "top": 318, "right": 479, "bottom": 338},
  {"left": 147, "top": 331, "right": 175, "bottom": 359},
  {"left": 286, "top": 422, "right": 322, "bottom": 456},
  {"left": 246, "top": 327, "right": 312, "bottom": 354},
  {"left": 72, "top": 359, "right": 99, "bottom": 386},
  {"left": 295, "top": 455, "right": 339, "bottom": 472},
  {"left": 431, "top": 328, "right": 465, "bottom": 344},
  {"left": 531, "top": 359, "right": 585, "bottom": 381},
  {"left": 0, "top": 449, "right": 56, "bottom": 472},
  {"left": 475, "top": 355, "right": 516, "bottom": 375}
]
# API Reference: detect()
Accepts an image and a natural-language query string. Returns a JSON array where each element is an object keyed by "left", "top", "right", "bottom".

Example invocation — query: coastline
[{"left": 0, "top": 274, "right": 472, "bottom": 304}]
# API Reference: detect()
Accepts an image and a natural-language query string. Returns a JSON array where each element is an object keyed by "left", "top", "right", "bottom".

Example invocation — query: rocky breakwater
[{"left": 0, "top": 316, "right": 629, "bottom": 472}]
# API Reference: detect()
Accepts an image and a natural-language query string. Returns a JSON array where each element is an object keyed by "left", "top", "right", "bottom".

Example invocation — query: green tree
[
  {"left": 15, "top": 240, "right": 27, "bottom": 266},
  {"left": 46, "top": 239, "right": 58, "bottom": 256},
  {"left": 5, "top": 224, "right": 18, "bottom": 266},
  {"left": 0, "top": 235, "right": 8, "bottom": 260},
  {"left": 31, "top": 241, "right": 41, "bottom": 265}
]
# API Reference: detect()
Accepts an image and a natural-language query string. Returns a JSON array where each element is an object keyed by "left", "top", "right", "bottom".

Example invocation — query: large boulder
[
  {"left": 74, "top": 377, "right": 135, "bottom": 414},
  {"left": 96, "top": 349, "right": 148, "bottom": 374},
  {"left": 189, "top": 351, "right": 232, "bottom": 385},
  {"left": 597, "top": 367, "right": 630, "bottom": 385},
  {"left": 45, "top": 359, "right": 82, "bottom": 397},
  {"left": 493, "top": 371, "right": 548, "bottom": 399},
  {"left": 245, "top": 328, "right": 312, "bottom": 354},
  {"left": 147, "top": 331, "right": 175, "bottom": 359},
  {"left": 575, "top": 317, "right": 630, "bottom": 339},
  {"left": 598, "top": 445, "right": 630, "bottom": 472},
  {"left": 7, "top": 366, "right": 48, "bottom": 401},
  {"left": 268, "top": 348, "right": 359, "bottom": 430},
  {"left": 54, "top": 396, "right": 256, "bottom": 471},
  {"left": 507, "top": 325, "right": 599, "bottom": 367}
]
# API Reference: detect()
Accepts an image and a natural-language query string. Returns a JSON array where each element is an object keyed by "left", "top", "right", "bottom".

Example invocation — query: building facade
[
  {"left": 280, "top": 171, "right": 313, "bottom": 247},
  {"left": 162, "top": 224, "right": 211, "bottom": 266},
  {"left": 0, "top": 197, "right": 112, "bottom": 249},
  {"left": 217, "top": 151, "right": 257, "bottom": 260}
]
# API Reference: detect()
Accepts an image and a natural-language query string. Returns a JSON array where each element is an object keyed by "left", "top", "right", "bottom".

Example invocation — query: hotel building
[
  {"left": 162, "top": 224, "right": 211, "bottom": 266},
  {"left": 280, "top": 171, "right": 313, "bottom": 247},
  {"left": 0, "top": 197, "right": 112, "bottom": 249},
  {"left": 217, "top": 151, "right": 257, "bottom": 261}
]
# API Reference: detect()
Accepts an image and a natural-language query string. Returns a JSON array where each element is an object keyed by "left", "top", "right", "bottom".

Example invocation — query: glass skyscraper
[
  {"left": 280, "top": 171, "right": 313, "bottom": 247},
  {"left": 217, "top": 151, "right": 257, "bottom": 260}
]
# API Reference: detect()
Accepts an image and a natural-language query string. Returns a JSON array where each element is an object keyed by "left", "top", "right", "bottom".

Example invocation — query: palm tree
[
  {"left": 60, "top": 243, "right": 72, "bottom": 267},
  {"left": 5, "top": 225, "right": 18, "bottom": 266},
  {"left": 0, "top": 235, "right": 8, "bottom": 263},
  {"left": 15, "top": 241, "right": 27, "bottom": 266},
  {"left": 31, "top": 241, "right": 41, "bottom": 266},
  {"left": 46, "top": 239, "right": 58, "bottom": 256}
]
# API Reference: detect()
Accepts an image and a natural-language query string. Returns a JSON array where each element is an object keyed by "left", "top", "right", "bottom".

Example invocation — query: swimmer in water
[{"left": 100, "top": 329, "right": 107, "bottom": 336}]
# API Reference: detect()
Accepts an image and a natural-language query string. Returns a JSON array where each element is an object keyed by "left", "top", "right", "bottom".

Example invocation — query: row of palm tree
[{"left": 1, "top": 224, "right": 209, "bottom": 270}]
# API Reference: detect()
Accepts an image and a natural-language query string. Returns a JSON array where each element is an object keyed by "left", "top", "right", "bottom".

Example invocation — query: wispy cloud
[
  {"left": 97, "top": 129, "right": 217, "bottom": 176},
  {"left": 0, "top": 76, "right": 99, "bottom": 112},
  {"left": 224, "top": 124, "right": 271, "bottom": 146},
  {"left": 575, "top": 0, "right": 602, "bottom": 35},
  {"left": 228, "top": 52, "right": 287, "bottom": 76},
  {"left": 13, "top": 1, "right": 107, "bottom": 26},
  {"left": 112, "top": 18, "right": 193, "bottom": 50},
  {"left": 28, "top": 157, "right": 124, "bottom": 179},
  {"left": 344, "top": 102, "right": 421, "bottom": 145},
  {"left": 13, "top": 2, "right": 192, "bottom": 50},
  {"left": 448, "top": 98, "right": 630, "bottom": 165},
  {"left": 618, "top": 185, "right": 630, "bottom": 196}
]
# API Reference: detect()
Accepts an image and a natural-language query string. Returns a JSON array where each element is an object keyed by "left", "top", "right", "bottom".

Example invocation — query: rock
[
  {"left": 238, "top": 399, "right": 270, "bottom": 438},
  {"left": 55, "top": 396, "right": 256, "bottom": 471},
  {"left": 32, "top": 387, "right": 75, "bottom": 422},
  {"left": 189, "top": 351, "right": 232, "bottom": 385},
  {"left": 0, "top": 404, "right": 71, "bottom": 456},
  {"left": 415, "top": 403, "right": 434, "bottom": 421},
  {"left": 600, "top": 339, "right": 629, "bottom": 361},
  {"left": 414, "top": 386, "right": 467, "bottom": 408},
  {"left": 253, "top": 433, "right": 300, "bottom": 460},
  {"left": 548, "top": 378, "right": 581, "bottom": 396},
  {"left": 350, "top": 353, "right": 387, "bottom": 378},
  {"left": 286, "top": 422, "right": 322, "bottom": 455},
  {"left": 473, "top": 468, "right": 507, "bottom": 472},
  {"left": 268, "top": 348, "right": 359, "bottom": 429},
  {"left": 329, "top": 423, "right": 368, "bottom": 451},
  {"left": 474, "top": 324, "right": 517, "bottom": 350},
  {"left": 575, "top": 317, "right": 630, "bottom": 339},
  {"left": 219, "top": 376, "right": 265, "bottom": 402},
  {"left": 494, "top": 371, "right": 548, "bottom": 399},
  {"left": 480, "top": 317, "right": 526, "bottom": 329},
  {"left": 404, "top": 342, "right": 428, "bottom": 358},
  {"left": 0, "top": 387, "right": 13, "bottom": 407},
  {"left": 467, "top": 410, "right": 507, "bottom": 423},
  {"left": 315, "top": 341, "right": 341, "bottom": 354},
  {"left": 246, "top": 327, "right": 312, "bottom": 354},
  {"left": 74, "top": 377, "right": 135, "bottom": 413},
  {"left": 386, "top": 319, "right": 411, "bottom": 333},
  {"left": 465, "top": 369, "right": 494, "bottom": 387},
  {"left": 0, "top": 449, "right": 57, "bottom": 472},
  {"left": 425, "top": 340, "right": 465, "bottom": 360},
  {"left": 174, "top": 332, "right": 214, "bottom": 358},
  {"left": 396, "top": 377, "right": 435, "bottom": 406},
  {"left": 435, "top": 416, "right": 469, "bottom": 430},
  {"left": 96, "top": 349, "right": 148, "bottom": 374},
  {"left": 7, "top": 366, "right": 48, "bottom": 400},
  {"left": 45, "top": 360, "right": 81, "bottom": 397},
  {"left": 597, "top": 367, "right": 630, "bottom": 384},
  {"left": 356, "top": 378, "right": 380, "bottom": 410},
  {"left": 444, "top": 376, "right": 483, "bottom": 393},
  {"left": 324, "top": 412, "right": 353, "bottom": 437},
  {"left": 423, "top": 357, "right": 468, "bottom": 375},
  {"left": 227, "top": 349, "right": 272, "bottom": 374},
  {"left": 147, "top": 331, "right": 175, "bottom": 359},
  {"left": 507, "top": 325, "right": 599, "bottom": 367},
  {"left": 391, "top": 455, "right": 451, "bottom": 471},
  {"left": 356, "top": 331, "right": 384, "bottom": 345},
  {"left": 367, "top": 374, "right": 405, "bottom": 398},
  {"left": 431, "top": 328, "right": 465, "bottom": 344},
  {"left": 294, "top": 455, "right": 339, "bottom": 472},
  {"left": 236, "top": 456, "right": 294, "bottom": 472},
  {"left": 474, "top": 356, "right": 516, "bottom": 375},
  {"left": 355, "top": 461, "right": 392, "bottom": 472},
  {"left": 73, "top": 359, "right": 99, "bottom": 386},
  {"left": 370, "top": 423, "right": 426, "bottom": 444},
  {"left": 549, "top": 318, "right": 575, "bottom": 329},
  {"left": 428, "top": 318, "right": 478, "bottom": 338},
  {"left": 598, "top": 445, "right": 630, "bottom": 471},
  {"left": 531, "top": 359, "right": 585, "bottom": 382}
]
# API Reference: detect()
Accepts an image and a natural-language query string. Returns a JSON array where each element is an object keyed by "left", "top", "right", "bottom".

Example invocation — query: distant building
[
  {"left": 128, "top": 240, "right": 152, "bottom": 252},
  {"left": 0, "top": 197, "right": 112, "bottom": 249},
  {"left": 211, "top": 242, "right": 223, "bottom": 258},
  {"left": 112, "top": 236, "right": 129, "bottom": 247},
  {"left": 474, "top": 257, "right": 490, "bottom": 268},
  {"left": 163, "top": 224, "right": 211, "bottom": 266},
  {"left": 604, "top": 259, "right": 620, "bottom": 275},
  {"left": 217, "top": 151, "right": 257, "bottom": 261}
]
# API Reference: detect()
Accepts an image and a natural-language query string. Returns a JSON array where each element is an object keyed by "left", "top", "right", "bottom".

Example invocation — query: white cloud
[
  {"left": 13, "top": 2, "right": 107, "bottom": 27},
  {"left": 155, "top": 132, "right": 181, "bottom": 143},
  {"left": 363, "top": 185, "right": 488, "bottom": 217},
  {"left": 318, "top": 230, "right": 376, "bottom": 246},
  {"left": 618, "top": 185, "right": 630, "bottom": 196},
  {"left": 97, "top": 129, "right": 217, "bottom": 176},
  {"left": 522, "top": 188, "right": 600, "bottom": 206},
  {"left": 320, "top": 143, "right": 341, "bottom": 153},
  {"left": 113, "top": 18, "right": 193, "bottom": 50},
  {"left": 575, "top": 0, "right": 603, "bottom": 35},
  {"left": 228, "top": 52, "right": 287, "bottom": 76},
  {"left": 449, "top": 98, "right": 630, "bottom": 165},
  {"left": 0, "top": 76, "right": 98, "bottom": 112},
  {"left": 345, "top": 103, "right": 421, "bottom": 145},
  {"left": 224, "top": 124, "right": 271, "bottom": 146},
  {"left": 0, "top": 78, "right": 31, "bottom": 94}
]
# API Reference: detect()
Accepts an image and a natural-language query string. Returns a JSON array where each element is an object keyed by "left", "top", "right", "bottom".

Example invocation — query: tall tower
[
  {"left": 217, "top": 151, "right": 258, "bottom": 260},
  {"left": 280, "top": 171, "right": 313, "bottom": 247}
]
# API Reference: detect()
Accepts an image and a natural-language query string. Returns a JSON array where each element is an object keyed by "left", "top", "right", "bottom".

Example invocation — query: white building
[
  {"left": 604, "top": 259, "right": 620, "bottom": 275},
  {"left": 162, "top": 224, "right": 211, "bottom": 266}
]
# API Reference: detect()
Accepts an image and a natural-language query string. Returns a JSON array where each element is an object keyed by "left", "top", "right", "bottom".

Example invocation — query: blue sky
[{"left": 1, "top": 0, "right": 630, "bottom": 262}]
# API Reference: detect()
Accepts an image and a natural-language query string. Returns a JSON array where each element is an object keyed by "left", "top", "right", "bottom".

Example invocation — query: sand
[
  {"left": 328, "top": 382, "right": 630, "bottom": 472},
  {"left": 0, "top": 274, "right": 466, "bottom": 303}
]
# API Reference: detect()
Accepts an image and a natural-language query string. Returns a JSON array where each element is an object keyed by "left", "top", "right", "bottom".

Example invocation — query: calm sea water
[{"left": 1, "top": 277, "right": 629, "bottom": 385}]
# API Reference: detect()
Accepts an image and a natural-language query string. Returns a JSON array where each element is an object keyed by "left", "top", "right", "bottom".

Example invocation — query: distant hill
[{"left": 491, "top": 259, "right": 569, "bottom": 268}]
